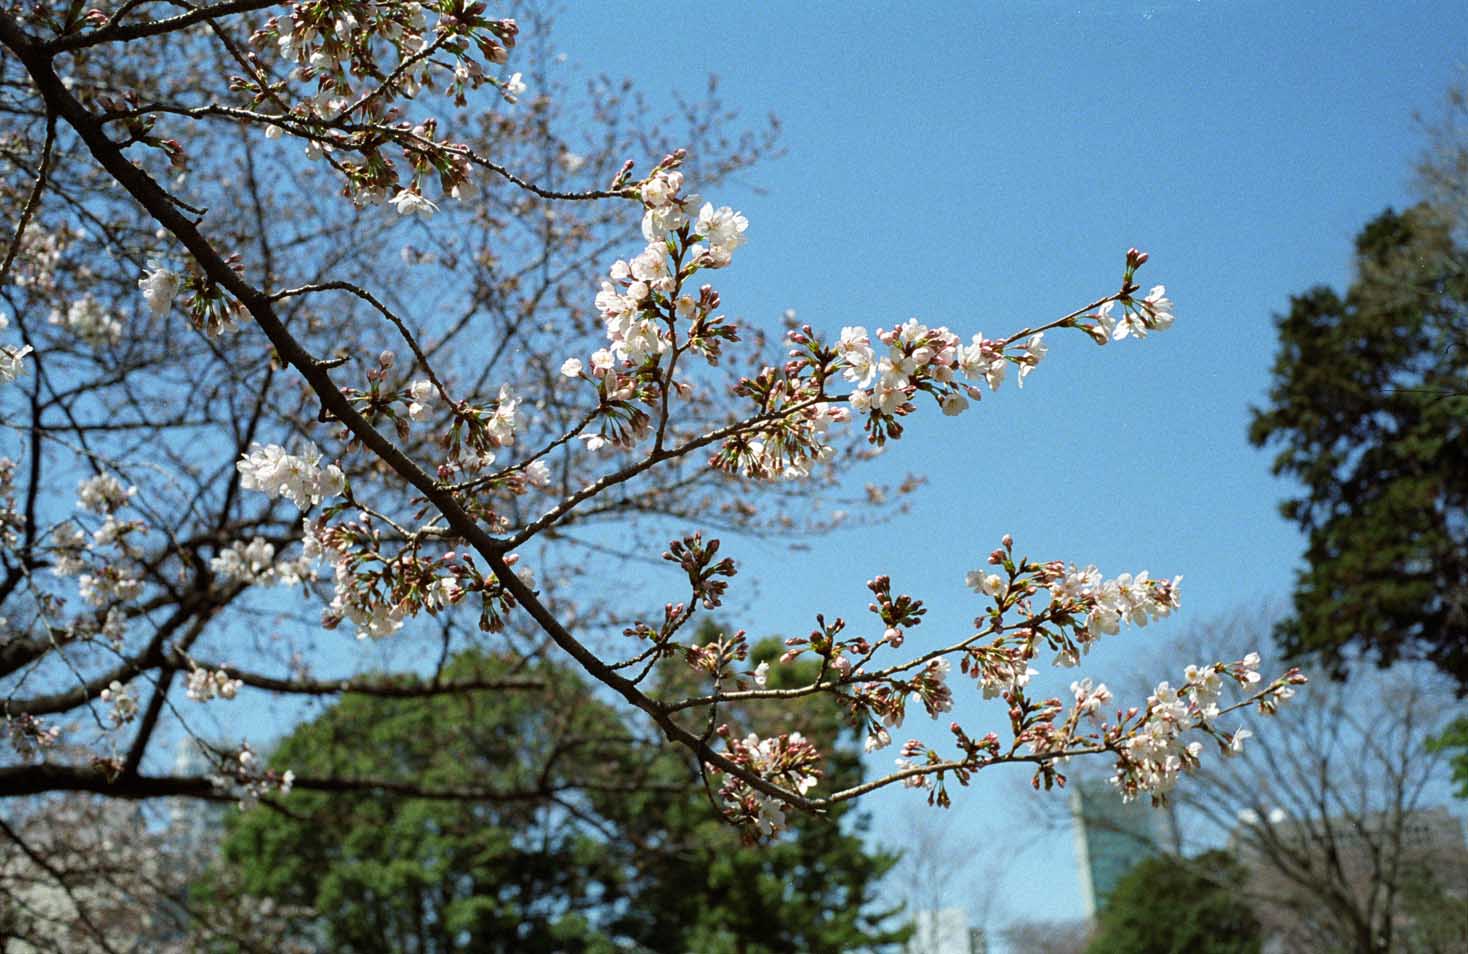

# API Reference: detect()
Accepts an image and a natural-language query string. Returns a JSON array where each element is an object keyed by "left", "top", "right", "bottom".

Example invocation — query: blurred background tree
[
  {"left": 1250, "top": 86, "right": 1468, "bottom": 687},
  {"left": 1085, "top": 850, "right": 1261, "bottom": 954},
  {"left": 213, "top": 621, "right": 905, "bottom": 954}
]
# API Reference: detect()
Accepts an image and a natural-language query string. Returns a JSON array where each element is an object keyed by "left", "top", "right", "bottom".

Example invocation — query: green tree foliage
[
  {"left": 1397, "top": 865, "right": 1468, "bottom": 954},
  {"left": 1085, "top": 851, "right": 1261, "bottom": 954},
  {"left": 612, "top": 630, "right": 905, "bottom": 953},
  {"left": 212, "top": 631, "right": 904, "bottom": 954},
  {"left": 1249, "top": 203, "right": 1468, "bottom": 686},
  {"left": 1430, "top": 715, "right": 1468, "bottom": 800}
]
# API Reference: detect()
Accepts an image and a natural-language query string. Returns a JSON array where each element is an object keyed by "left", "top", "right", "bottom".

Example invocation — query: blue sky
[{"left": 542, "top": 0, "right": 1468, "bottom": 940}]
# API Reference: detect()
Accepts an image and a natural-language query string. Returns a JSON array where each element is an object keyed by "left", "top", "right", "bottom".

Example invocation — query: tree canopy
[
  {"left": 216, "top": 632, "right": 905, "bottom": 954},
  {"left": 1086, "top": 851, "right": 1261, "bottom": 954},
  {"left": 1249, "top": 203, "right": 1468, "bottom": 685}
]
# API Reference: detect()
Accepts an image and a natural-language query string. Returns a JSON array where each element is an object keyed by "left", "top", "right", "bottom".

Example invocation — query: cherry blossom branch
[
  {"left": 479, "top": 544, "right": 825, "bottom": 810},
  {"left": 267, "top": 280, "right": 449, "bottom": 399},
  {"left": 500, "top": 396, "right": 831, "bottom": 548},
  {"left": 327, "top": 29, "right": 452, "bottom": 122},
  {"left": 0, "top": 110, "right": 53, "bottom": 292},
  {"left": 43, "top": 0, "right": 280, "bottom": 53},
  {"left": 0, "top": 14, "right": 509, "bottom": 555},
  {"left": 0, "top": 761, "right": 671, "bottom": 803},
  {"left": 660, "top": 612, "right": 1050, "bottom": 714},
  {"left": 4, "top": 590, "right": 220, "bottom": 716},
  {"left": 0, "top": 6, "right": 1243, "bottom": 838},
  {"left": 1, "top": 17, "right": 825, "bottom": 811},
  {"left": 1000, "top": 291, "right": 1125, "bottom": 346},
  {"left": 191, "top": 663, "right": 545, "bottom": 698},
  {"left": 101, "top": 101, "right": 635, "bottom": 203}
]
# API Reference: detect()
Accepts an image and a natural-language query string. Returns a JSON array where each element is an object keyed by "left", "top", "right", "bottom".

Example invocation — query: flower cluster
[
  {"left": 406, "top": 378, "right": 436, "bottom": 421},
  {"left": 1093, "top": 285, "right": 1175, "bottom": 342},
  {"left": 309, "top": 515, "right": 515, "bottom": 640},
  {"left": 2, "top": 224, "right": 69, "bottom": 294},
  {"left": 0, "top": 313, "right": 32, "bottom": 383},
  {"left": 1070, "top": 677, "right": 1114, "bottom": 724},
  {"left": 186, "top": 666, "right": 243, "bottom": 702},
  {"left": 236, "top": 442, "right": 346, "bottom": 510},
  {"left": 595, "top": 242, "right": 677, "bottom": 365},
  {"left": 330, "top": 564, "right": 407, "bottom": 639},
  {"left": 4, "top": 713, "right": 61, "bottom": 761},
  {"left": 248, "top": 4, "right": 520, "bottom": 204},
  {"left": 137, "top": 262, "right": 181, "bottom": 316},
  {"left": 695, "top": 203, "right": 749, "bottom": 261},
  {"left": 44, "top": 476, "right": 151, "bottom": 616},
  {"left": 0, "top": 341, "right": 31, "bottom": 383},
  {"left": 99, "top": 680, "right": 138, "bottom": 725},
  {"left": 211, "top": 537, "right": 317, "bottom": 587},
  {"left": 712, "top": 247, "right": 1177, "bottom": 482},
  {"left": 484, "top": 385, "right": 519, "bottom": 446},
  {"left": 716, "top": 399, "right": 849, "bottom": 480},
  {"left": 211, "top": 537, "right": 283, "bottom": 584},
  {"left": 50, "top": 294, "right": 121, "bottom": 346},
  {"left": 0, "top": 457, "right": 24, "bottom": 547},
  {"left": 76, "top": 473, "right": 135, "bottom": 514},
  {"left": 837, "top": 319, "right": 1050, "bottom": 425},
  {"left": 972, "top": 646, "right": 1040, "bottom": 700},
  {"left": 712, "top": 728, "right": 822, "bottom": 839},
  {"left": 78, "top": 567, "right": 144, "bottom": 607},
  {"left": 1110, "top": 656, "right": 1304, "bottom": 801},
  {"left": 912, "top": 658, "right": 955, "bottom": 717},
  {"left": 1043, "top": 562, "right": 1182, "bottom": 639},
  {"left": 574, "top": 158, "right": 750, "bottom": 389},
  {"left": 895, "top": 738, "right": 938, "bottom": 789},
  {"left": 432, "top": 382, "right": 521, "bottom": 477},
  {"left": 209, "top": 743, "right": 296, "bottom": 809}
]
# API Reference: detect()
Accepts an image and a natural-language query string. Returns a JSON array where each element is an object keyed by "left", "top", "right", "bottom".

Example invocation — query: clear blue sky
[{"left": 542, "top": 0, "right": 1467, "bottom": 941}]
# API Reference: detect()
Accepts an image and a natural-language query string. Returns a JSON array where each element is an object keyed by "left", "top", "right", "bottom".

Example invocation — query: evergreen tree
[{"left": 1249, "top": 203, "right": 1468, "bottom": 685}]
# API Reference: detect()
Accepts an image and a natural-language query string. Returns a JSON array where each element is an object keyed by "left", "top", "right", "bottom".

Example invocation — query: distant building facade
[
  {"left": 1070, "top": 777, "right": 1164, "bottom": 918},
  {"left": 1231, "top": 806, "right": 1468, "bottom": 953},
  {"left": 906, "top": 908, "right": 987, "bottom": 954}
]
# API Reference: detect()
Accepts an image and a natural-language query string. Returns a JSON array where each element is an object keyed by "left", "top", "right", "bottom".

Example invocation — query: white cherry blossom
[
  {"left": 138, "top": 261, "right": 181, "bottom": 316},
  {"left": 388, "top": 189, "right": 438, "bottom": 217},
  {"left": 236, "top": 442, "right": 346, "bottom": 509}
]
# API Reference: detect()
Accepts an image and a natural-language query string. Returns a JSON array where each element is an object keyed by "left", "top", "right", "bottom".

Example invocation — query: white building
[{"left": 906, "top": 907, "right": 987, "bottom": 954}]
